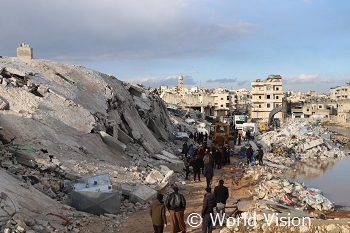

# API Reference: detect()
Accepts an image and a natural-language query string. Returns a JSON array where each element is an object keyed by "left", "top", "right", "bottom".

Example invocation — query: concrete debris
[
  {"left": 145, "top": 170, "right": 164, "bottom": 184},
  {"left": 129, "top": 185, "right": 157, "bottom": 205},
  {"left": 0, "top": 57, "right": 198, "bottom": 231},
  {"left": 220, "top": 120, "right": 350, "bottom": 233}
]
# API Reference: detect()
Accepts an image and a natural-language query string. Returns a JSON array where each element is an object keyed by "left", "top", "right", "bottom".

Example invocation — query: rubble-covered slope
[{"left": 0, "top": 56, "right": 174, "bottom": 184}]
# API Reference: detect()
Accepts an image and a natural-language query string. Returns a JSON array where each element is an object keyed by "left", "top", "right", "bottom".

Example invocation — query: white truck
[{"left": 234, "top": 115, "right": 248, "bottom": 131}]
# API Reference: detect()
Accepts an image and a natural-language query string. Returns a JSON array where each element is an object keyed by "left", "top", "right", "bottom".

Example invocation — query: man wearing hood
[{"left": 150, "top": 193, "right": 167, "bottom": 233}]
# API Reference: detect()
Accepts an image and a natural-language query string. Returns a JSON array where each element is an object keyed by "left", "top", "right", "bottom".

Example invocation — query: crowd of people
[{"left": 150, "top": 131, "right": 264, "bottom": 233}]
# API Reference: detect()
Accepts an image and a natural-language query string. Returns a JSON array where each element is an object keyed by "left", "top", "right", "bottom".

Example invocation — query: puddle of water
[{"left": 286, "top": 156, "right": 350, "bottom": 207}]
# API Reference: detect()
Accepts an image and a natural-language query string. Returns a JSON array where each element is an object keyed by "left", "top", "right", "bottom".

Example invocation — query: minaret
[{"left": 178, "top": 75, "right": 184, "bottom": 92}]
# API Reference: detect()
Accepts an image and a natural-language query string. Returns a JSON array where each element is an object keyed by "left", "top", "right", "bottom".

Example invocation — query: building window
[
  {"left": 259, "top": 104, "right": 261, "bottom": 108},
  {"left": 221, "top": 98, "right": 224, "bottom": 100},
  {"left": 276, "top": 96, "right": 279, "bottom": 99},
  {"left": 267, "top": 103, "right": 270, "bottom": 108},
  {"left": 259, "top": 96, "right": 262, "bottom": 99},
  {"left": 276, "top": 87, "right": 279, "bottom": 91},
  {"left": 227, "top": 96, "right": 230, "bottom": 100},
  {"left": 267, "top": 95, "right": 271, "bottom": 99},
  {"left": 221, "top": 104, "right": 224, "bottom": 107},
  {"left": 226, "top": 103, "right": 229, "bottom": 107}
]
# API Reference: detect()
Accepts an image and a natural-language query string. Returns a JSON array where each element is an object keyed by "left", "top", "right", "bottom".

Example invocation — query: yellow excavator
[{"left": 211, "top": 122, "right": 235, "bottom": 149}]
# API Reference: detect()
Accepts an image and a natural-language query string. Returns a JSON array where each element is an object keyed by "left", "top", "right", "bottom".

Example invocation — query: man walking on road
[
  {"left": 201, "top": 187, "right": 216, "bottom": 233},
  {"left": 214, "top": 180, "right": 229, "bottom": 218},
  {"left": 204, "top": 164, "right": 214, "bottom": 189},
  {"left": 166, "top": 186, "right": 187, "bottom": 233},
  {"left": 150, "top": 193, "right": 167, "bottom": 233}
]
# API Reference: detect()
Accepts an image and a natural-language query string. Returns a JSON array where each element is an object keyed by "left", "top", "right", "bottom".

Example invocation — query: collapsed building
[{"left": 0, "top": 56, "right": 188, "bottom": 232}]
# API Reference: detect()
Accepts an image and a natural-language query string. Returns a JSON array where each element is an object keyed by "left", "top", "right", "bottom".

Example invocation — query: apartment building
[
  {"left": 211, "top": 93, "right": 234, "bottom": 116},
  {"left": 250, "top": 75, "right": 284, "bottom": 120},
  {"left": 330, "top": 83, "right": 350, "bottom": 100}
]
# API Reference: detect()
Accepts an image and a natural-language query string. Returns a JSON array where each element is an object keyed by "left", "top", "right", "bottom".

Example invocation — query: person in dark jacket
[
  {"left": 166, "top": 186, "right": 186, "bottom": 233},
  {"left": 150, "top": 193, "right": 167, "bottom": 233},
  {"left": 246, "top": 129, "right": 251, "bottom": 141},
  {"left": 182, "top": 141, "right": 188, "bottom": 155},
  {"left": 193, "top": 155, "right": 202, "bottom": 182},
  {"left": 256, "top": 146, "right": 264, "bottom": 166},
  {"left": 214, "top": 149, "right": 222, "bottom": 169},
  {"left": 214, "top": 180, "right": 229, "bottom": 218},
  {"left": 204, "top": 164, "right": 214, "bottom": 189},
  {"left": 246, "top": 145, "right": 254, "bottom": 165},
  {"left": 184, "top": 156, "right": 190, "bottom": 180},
  {"left": 237, "top": 133, "right": 242, "bottom": 145},
  {"left": 201, "top": 187, "right": 216, "bottom": 233}
]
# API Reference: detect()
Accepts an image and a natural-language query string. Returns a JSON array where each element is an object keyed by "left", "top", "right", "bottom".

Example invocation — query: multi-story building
[
  {"left": 336, "top": 99, "right": 350, "bottom": 123},
  {"left": 250, "top": 75, "right": 284, "bottom": 120},
  {"left": 211, "top": 93, "right": 235, "bottom": 116},
  {"left": 234, "top": 88, "right": 250, "bottom": 114},
  {"left": 330, "top": 83, "right": 350, "bottom": 100}
]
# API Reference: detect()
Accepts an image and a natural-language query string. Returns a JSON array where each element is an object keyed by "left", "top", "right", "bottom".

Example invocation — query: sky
[{"left": 1, "top": 0, "right": 349, "bottom": 93}]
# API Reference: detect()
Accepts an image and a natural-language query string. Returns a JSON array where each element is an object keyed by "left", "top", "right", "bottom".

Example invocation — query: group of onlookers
[{"left": 150, "top": 179, "right": 229, "bottom": 233}]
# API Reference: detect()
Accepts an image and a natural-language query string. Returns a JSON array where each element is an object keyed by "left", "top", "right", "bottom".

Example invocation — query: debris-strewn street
[{"left": 1, "top": 56, "right": 350, "bottom": 233}]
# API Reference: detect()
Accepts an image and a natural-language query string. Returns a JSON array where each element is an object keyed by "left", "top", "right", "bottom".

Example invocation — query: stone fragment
[{"left": 129, "top": 185, "right": 157, "bottom": 204}]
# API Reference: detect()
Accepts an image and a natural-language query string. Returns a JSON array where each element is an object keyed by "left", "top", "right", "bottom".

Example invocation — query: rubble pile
[
  {"left": 259, "top": 121, "right": 347, "bottom": 160},
  {"left": 220, "top": 121, "right": 350, "bottom": 232},
  {"left": 247, "top": 167, "right": 334, "bottom": 211},
  {"left": 0, "top": 56, "right": 192, "bottom": 231}
]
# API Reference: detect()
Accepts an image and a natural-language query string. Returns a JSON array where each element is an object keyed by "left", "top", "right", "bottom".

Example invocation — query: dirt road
[{"left": 121, "top": 156, "right": 253, "bottom": 233}]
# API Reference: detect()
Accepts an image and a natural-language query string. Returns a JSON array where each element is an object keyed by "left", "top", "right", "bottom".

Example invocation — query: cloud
[
  {"left": 206, "top": 78, "right": 238, "bottom": 83},
  {"left": 125, "top": 75, "right": 196, "bottom": 87},
  {"left": 0, "top": 0, "right": 258, "bottom": 62},
  {"left": 284, "top": 74, "right": 332, "bottom": 84},
  {"left": 205, "top": 77, "right": 249, "bottom": 85}
]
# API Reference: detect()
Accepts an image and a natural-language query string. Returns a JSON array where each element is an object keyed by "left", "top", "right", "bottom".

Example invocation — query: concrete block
[
  {"left": 129, "top": 185, "right": 157, "bottom": 204},
  {"left": 159, "top": 161, "right": 184, "bottom": 173},
  {"left": 161, "top": 150, "right": 179, "bottom": 160},
  {"left": 161, "top": 170, "right": 176, "bottom": 186},
  {"left": 303, "top": 139, "right": 324, "bottom": 150},
  {"left": 159, "top": 165, "right": 172, "bottom": 175},
  {"left": 145, "top": 170, "right": 164, "bottom": 184},
  {"left": 99, "top": 131, "right": 126, "bottom": 152},
  {"left": 120, "top": 183, "right": 137, "bottom": 196}
]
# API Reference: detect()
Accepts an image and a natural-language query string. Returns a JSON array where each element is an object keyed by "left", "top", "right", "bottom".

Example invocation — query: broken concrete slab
[
  {"left": 161, "top": 170, "right": 176, "bottom": 186},
  {"left": 161, "top": 150, "right": 179, "bottom": 160},
  {"left": 129, "top": 185, "right": 157, "bottom": 204},
  {"left": 159, "top": 165, "right": 172, "bottom": 175},
  {"left": 99, "top": 131, "right": 127, "bottom": 152},
  {"left": 148, "top": 118, "right": 169, "bottom": 141},
  {"left": 303, "top": 139, "right": 324, "bottom": 150},
  {"left": 120, "top": 183, "right": 137, "bottom": 196},
  {"left": 159, "top": 161, "right": 184, "bottom": 173},
  {"left": 145, "top": 170, "right": 164, "bottom": 184},
  {"left": 117, "top": 128, "right": 134, "bottom": 144}
]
